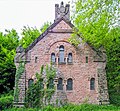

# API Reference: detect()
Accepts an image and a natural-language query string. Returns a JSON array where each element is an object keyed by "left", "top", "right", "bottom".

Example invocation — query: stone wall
[{"left": 14, "top": 19, "right": 109, "bottom": 106}]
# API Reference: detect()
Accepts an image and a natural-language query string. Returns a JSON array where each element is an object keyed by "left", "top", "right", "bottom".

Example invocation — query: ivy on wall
[
  {"left": 25, "top": 65, "right": 56, "bottom": 108},
  {"left": 14, "top": 62, "right": 25, "bottom": 102}
]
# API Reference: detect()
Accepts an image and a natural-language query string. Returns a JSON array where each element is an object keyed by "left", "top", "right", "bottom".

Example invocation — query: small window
[
  {"left": 57, "top": 78, "right": 63, "bottom": 90},
  {"left": 66, "top": 78, "right": 73, "bottom": 90},
  {"left": 35, "top": 57, "right": 38, "bottom": 63},
  {"left": 51, "top": 53, "right": 56, "bottom": 63},
  {"left": 28, "top": 79, "right": 34, "bottom": 88},
  {"left": 90, "top": 78, "right": 95, "bottom": 90},
  {"left": 68, "top": 53, "right": 72, "bottom": 63},
  {"left": 47, "top": 78, "right": 54, "bottom": 89},
  {"left": 59, "top": 45, "right": 65, "bottom": 63},
  {"left": 86, "top": 56, "right": 88, "bottom": 63}
]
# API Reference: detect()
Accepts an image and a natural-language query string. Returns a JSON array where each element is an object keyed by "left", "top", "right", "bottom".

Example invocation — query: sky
[{"left": 0, "top": 0, "right": 72, "bottom": 35}]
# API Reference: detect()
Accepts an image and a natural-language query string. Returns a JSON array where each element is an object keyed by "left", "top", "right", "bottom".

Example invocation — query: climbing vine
[
  {"left": 14, "top": 62, "right": 25, "bottom": 102},
  {"left": 25, "top": 64, "right": 56, "bottom": 108}
]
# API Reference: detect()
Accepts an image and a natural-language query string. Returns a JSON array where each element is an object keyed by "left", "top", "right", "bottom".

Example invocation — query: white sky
[{"left": 0, "top": 0, "right": 72, "bottom": 35}]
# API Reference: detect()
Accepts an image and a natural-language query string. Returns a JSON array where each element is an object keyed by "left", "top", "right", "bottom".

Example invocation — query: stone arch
[{"left": 47, "top": 40, "right": 77, "bottom": 54}]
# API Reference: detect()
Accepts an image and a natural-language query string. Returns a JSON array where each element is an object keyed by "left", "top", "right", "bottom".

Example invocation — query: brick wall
[{"left": 14, "top": 20, "right": 109, "bottom": 105}]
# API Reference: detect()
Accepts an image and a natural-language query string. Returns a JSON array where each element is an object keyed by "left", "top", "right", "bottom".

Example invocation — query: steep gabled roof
[{"left": 25, "top": 17, "right": 74, "bottom": 52}]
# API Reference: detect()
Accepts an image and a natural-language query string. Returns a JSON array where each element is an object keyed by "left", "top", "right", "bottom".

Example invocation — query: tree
[
  {"left": 20, "top": 22, "right": 51, "bottom": 49},
  {"left": 0, "top": 22, "right": 51, "bottom": 94},
  {"left": 71, "top": 0, "right": 120, "bottom": 105},
  {"left": 0, "top": 29, "right": 19, "bottom": 94}
]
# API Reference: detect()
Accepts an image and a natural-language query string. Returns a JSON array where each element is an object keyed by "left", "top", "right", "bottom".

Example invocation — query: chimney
[{"left": 55, "top": 1, "right": 70, "bottom": 21}]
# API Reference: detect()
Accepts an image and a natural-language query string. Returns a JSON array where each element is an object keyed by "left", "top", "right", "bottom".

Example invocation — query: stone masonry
[{"left": 14, "top": 2, "right": 109, "bottom": 107}]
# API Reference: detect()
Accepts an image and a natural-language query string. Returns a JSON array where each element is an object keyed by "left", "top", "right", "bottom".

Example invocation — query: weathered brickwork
[{"left": 14, "top": 2, "right": 109, "bottom": 107}]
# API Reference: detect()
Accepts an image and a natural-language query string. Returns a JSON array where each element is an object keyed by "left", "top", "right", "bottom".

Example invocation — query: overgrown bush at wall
[
  {"left": 25, "top": 65, "right": 56, "bottom": 108},
  {"left": 0, "top": 95, "right": 13, "bottom": 110},
  {"left": 4, "top": 104, "right": 120, "bottom": 111},
  {"left": 14, "top": 62, "right": 25, "bottom": 102}
]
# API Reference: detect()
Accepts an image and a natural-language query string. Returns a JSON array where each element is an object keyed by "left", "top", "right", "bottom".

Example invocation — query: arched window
[
  {"left": 51, "top": 53, "right": 56, "bottom": 63},
  {"left": 47, "top": 78, "right": 54, "bottom": 89},
  {"left": 68, "top": 53, "right": 72, "bottom": 63},
  {"left": 28, "top": 79, "right": 34, "bottom": 88},
  {"left": 90, "top": 78, "right": 95, "bottom": 90},
  {"left": 57, "top": 78, "right": 63, "bottom": 90},
  {"left": 66, "top": 78, "right": 73, "bottom": 90},
  {"left": 59, "top": 45, "right": 64, "bottom": 63}
]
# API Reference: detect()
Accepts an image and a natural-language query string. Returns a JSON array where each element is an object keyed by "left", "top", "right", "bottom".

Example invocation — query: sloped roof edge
[{"left": 25, "top": 17, "right": 74, "bottom": 52}]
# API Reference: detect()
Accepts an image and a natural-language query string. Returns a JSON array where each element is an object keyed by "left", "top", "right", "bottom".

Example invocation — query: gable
[
  {"left": 25, "top": 18, "right": 74, "bottom": 52},
  {"left": 51, "top": 20, "right": 73, "bottom": 32}
]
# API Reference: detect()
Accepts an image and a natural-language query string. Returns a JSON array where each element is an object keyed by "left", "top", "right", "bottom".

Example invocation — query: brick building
[{"left": 14, "top": 2, "right": 109, "bottom": 107}]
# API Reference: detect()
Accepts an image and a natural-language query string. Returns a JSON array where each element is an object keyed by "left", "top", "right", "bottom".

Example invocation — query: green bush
[
  {"left": 4, "top": 104, "right": 120, "bottom": 111},
  {"left": 109, "top": 91, "right": 120, "bottom": 106},
  {"left": 0, "top": 95, "right": 13, "bottom": 110}
]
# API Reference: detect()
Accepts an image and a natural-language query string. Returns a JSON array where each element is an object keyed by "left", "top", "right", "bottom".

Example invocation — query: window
[
  {"left": 47, "top": 78, "right": 54, "bottom": 89},
  {"left": 86, "top": 56, "right": 88, "bottom": 63},
  {"left": 57, "top": 78, "right": 63, "bottom": 90},
  {"left": 35, "top": 57, "right": 38, "bottom": 63},
  {"left": 51, "top": 53, "right": 56, "bottom": 63},
  {"left": 66, "top": 78, "right": 73, "bottom": 90},
  {"left": 59, "top": 45, "right": 65, "bottom": 63},
  {"left": 68, "top": 53, "right": 72, "bottom": 63},
  {"left": 90, "top": 78, "right": 95, "bottom": 90},
  {"left": 28, "top": 79, "right": 34, "bottom": 88},
  {"left": 39, "top": 79, "right": 44, "bottom": 89}
]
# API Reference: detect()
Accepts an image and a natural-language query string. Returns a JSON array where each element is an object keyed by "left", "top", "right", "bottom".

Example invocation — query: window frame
[
  {"left": 51, "top": 53, "right": 56, "bottom": 63},
  {"left": 90, "top": 78, "right": 95, "bottom": 90},
  {"left": 86, "top": 56, "right": 88, "bottom": 63},
  {"left": 28, "top": 79, "right": 34, "bottom": 88},
  {"left": 47, "top": 78, "right": 54, "bottom": 89},
  {"left": 59, "top": 45, "right": 65, "bottom": 63},
  {"left": 35, "top": 56, "right": 38, "bottom": 63},
  {"left": 68, "top": 53, "right": 73, "bottom": 63},
  {"left": 66, "top": 78, "right": 73, "bottom": 90},
  {"left": 57, "top": 78, "right": 63, "bottom": 90}
]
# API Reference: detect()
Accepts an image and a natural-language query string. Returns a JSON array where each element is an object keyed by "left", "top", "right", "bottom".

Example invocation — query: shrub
[
  {"left": 4, "top": 104, "right": 120, "bottom": 111},
  {"left": 109, "top": 92, "right": 120, "bottom": 106},
  {"left": 0, "top": 95, "right": 13, "bottom": 110}
]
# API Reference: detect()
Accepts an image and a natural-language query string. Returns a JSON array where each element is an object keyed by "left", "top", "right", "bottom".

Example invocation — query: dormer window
[
  {"left": 59, "top": 45, "right": 65, "bottom": 63},
  {"left": 68, "top": 53, "right": 72, "bottom": 63},
  {"left": 51, "top": 53, "right": 56, "bottom": 63}
]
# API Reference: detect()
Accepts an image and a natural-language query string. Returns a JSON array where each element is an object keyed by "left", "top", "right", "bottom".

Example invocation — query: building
[{"left": 14, "top": 2, "right": 109, "bottom": 107}]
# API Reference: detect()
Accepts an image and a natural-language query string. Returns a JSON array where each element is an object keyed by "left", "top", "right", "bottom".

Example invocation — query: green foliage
[
  {"left": 0, "top": 95, "right": 13, "bottom": 110},
  {"left": 72, "top": 0, "right": 119, "bottom": 48},
  {"left": 14, "top": 62, "right": 25, "bottom": 102},
  {"left": 4, "top": 104, "right": 120, "bottom": 111},
  {"left": 25, "top": 65, "right": 56, "bottom": 108},
  {"left": 68, "top": 34, "right": 80, "bottom": 47},
  {"left": 0, "top": 22, "right": 50, "bottom": 94},
  {"left": 71, "top": 0, "right": 120, "bottom": 105},
  {"left": 0, "top": 29, "right": 19, "bottom": 94},
  {"left": 20, "top": 22, "right": 51, "bottom": 49},
  {"left": 46, "top": 64, "right": 56, "bottom": 79}
]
